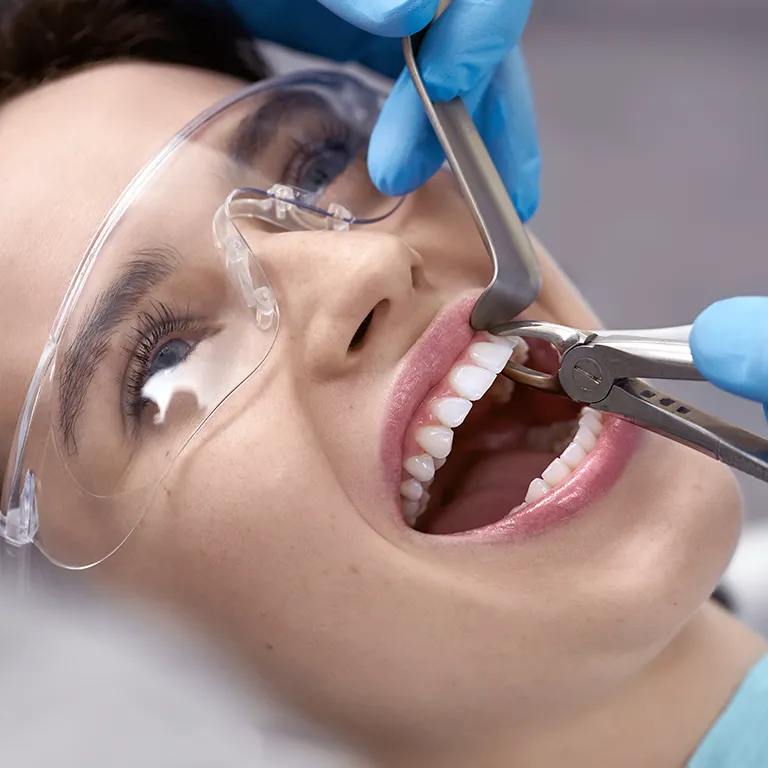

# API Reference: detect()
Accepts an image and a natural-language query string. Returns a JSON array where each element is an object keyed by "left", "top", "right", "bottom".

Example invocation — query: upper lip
[{"left": 380, "top": 295, "right": 480, "bottom": 498}]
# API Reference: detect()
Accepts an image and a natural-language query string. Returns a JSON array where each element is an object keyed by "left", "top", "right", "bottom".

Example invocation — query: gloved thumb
[{"left": 691, "top": 297, "right": 768, "bottom": 416}]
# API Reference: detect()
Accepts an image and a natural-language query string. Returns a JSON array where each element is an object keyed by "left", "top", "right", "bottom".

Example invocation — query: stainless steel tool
[{"left": 493, "top": 320, "right": 768, "bottom": 483}]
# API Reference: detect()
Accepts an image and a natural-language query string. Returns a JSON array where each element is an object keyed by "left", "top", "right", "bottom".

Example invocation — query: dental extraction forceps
[
  {"left": 493, "top": 320, "right": 768, "bottom": 483},
  {"left": 402, "top": 22, "right": 541, "bottom": 330}
]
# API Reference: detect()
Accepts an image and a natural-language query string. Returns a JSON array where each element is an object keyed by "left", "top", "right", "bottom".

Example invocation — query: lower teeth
[
  {"left": 402, "top": 407, "right": 605, "bottom": 530},
  {"left": 515, "top": 407, "right": 604, "bottom": 510}
]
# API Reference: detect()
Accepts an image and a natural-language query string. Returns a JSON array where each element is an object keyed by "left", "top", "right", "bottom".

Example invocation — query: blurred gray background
[{"left": 526, "top": 0, "right": 768, "bottom": 523}]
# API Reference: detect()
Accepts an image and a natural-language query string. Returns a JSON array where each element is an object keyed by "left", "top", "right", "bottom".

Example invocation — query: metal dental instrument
[
  {"left": 492, "top": 320, "right": 768, "bottom": 483},
  {"left": 402, "top": 23, "right": 541, "bottom": 331}
]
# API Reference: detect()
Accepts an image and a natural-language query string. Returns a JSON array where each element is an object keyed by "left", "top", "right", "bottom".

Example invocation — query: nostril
[
  {"left": 410, "top": 264, "right": 425, "bottom": 290},
  {"left": 349, "top": 309, "right": 375, "bottom": 351},
  {"left": 349, "top": 300, "right": 389, "bottom": 352}
]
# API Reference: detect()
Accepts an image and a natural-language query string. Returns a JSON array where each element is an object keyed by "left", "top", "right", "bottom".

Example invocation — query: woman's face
[{"left": 0, "top": 62, "right": 741, "bottom": 748}]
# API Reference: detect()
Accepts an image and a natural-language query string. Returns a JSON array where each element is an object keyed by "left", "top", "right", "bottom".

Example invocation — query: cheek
[
  {"left": 561, "top": 435, "right": 742, "bottom": 662},
  {"left": 119, "top": 413, "right": 372, "bottom": 635}
]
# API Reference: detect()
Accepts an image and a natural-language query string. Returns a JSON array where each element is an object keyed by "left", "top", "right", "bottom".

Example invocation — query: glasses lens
[{"left": 10, "top": 72, "right": 399, "bottom": 568}]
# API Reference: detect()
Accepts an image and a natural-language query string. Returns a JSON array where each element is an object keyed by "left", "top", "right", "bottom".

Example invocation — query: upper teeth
[
  {"left": 403, "top": 454, "right": 435, "bottom": 483},
  {"left": 467, "top": 341, "right": 515, "bottom": 374},
  {"left": 401, "top": 333, "right": 525, "bottom": 526},
  {"left": 449, "top": 365, "right": 496, "bottom": 401},
  {"left": 430, "top": 397, "right": 472, "bottom": 428},
  {"left": 399, "top": 331, "right": 606, "bottom": 529},
  {"left": 416, "top": 425, "right": 454, "bottom": 459}
]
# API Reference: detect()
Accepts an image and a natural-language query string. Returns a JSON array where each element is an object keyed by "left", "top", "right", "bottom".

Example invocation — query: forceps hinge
[{"left": 558, "top": 339, "right": 706, "bottom": 404}]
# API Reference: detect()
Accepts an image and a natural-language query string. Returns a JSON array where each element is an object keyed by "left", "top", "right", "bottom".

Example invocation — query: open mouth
[{"left": 399, "top": 334, "right": 606, "bottom": 535}]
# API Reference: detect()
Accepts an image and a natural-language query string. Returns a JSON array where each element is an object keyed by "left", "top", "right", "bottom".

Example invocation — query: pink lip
[
  {"left": 458, "top": 416, "right": 642, "bottom": 543},
  {"left": 381, "top": 296, "right": 478, "bottom": 500}
]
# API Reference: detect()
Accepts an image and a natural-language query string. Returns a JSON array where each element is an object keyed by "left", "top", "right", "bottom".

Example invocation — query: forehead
[{"left": 0, "top": 62, "right": 245, "bottom": 313}]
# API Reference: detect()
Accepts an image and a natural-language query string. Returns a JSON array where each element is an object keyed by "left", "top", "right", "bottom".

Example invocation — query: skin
[{"left": 0, "top": 62, "right": 765, "bottom": 767}]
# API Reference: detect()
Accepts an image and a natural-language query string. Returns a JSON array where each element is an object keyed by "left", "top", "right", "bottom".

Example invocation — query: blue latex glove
[
  {"left": 224, "top": 0, "right": 540, "bottom": 221},
  {"left": 691, "top": 297, "right": 768, "bottom": 422}
]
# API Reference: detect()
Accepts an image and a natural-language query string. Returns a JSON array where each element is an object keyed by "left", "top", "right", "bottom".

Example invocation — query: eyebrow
[{"left": 58, "top": 245, "right": 180, "bottom": 453}]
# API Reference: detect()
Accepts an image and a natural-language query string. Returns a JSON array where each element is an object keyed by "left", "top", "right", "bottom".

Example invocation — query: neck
[{"left": 379, "top": 603, "right": 767, "bottom": 768}]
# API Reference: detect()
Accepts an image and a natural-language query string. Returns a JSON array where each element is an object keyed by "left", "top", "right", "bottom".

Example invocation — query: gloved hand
[
  {"left": 225, "top": 0, "right": 540, "bottom": 221},
  {"left": 691, "top": 297, "right": 768, "bottom": 421}
]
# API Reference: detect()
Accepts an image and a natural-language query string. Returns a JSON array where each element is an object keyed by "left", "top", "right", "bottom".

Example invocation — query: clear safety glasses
[{"left": 0, "top": 71, "right": 402, "bottom": 569}]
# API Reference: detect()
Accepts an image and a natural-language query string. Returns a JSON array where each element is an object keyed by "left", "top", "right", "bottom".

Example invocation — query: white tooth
[
  {"left": 573, "top": 424, "right": 597, "bottom": 453},
  {"left": 402, "top": 500, "right": 420, "bottom": 526},
  {"left": 579, "top": 411, "right": 603, "bottom": 436},
  {"left": 416, "top": 425, "right": 454, "bottom": 460},
  {"left": 434, "top": 458, "right": 446, "bottom": 470},
  {"left": 541, "top": 457, "right": 571, "bottom": 487},
  {"left": 582, "top": 406, "right": 603, "bottom": 421},
  {"left": 485, "top": 332, "right": 525, "bottom": 350},
  {"left": 560, "top": 440, "right": 587, "bottom": 470},
  {"left": 400, "top": 478, "right": 424, "bottom": 502},
  {"left": 489, "top": 376, "right": 514, "bottom": 404},
  {"left": 404, "top": 454, "right": 435, "bottom": 483},
  {"left": 449, "top": 365, "right": 496, "bottom": 401},
  {"left": 505, "top": 501, "right": 528, "bottom": 518},
  {"left": 525, "top": 478, "right": 551, "bottom": 504},
  {"left": 510, "top": 336, "right": 530, "bottom": 363},
  {"left": 431, "top": 397, "right": 472, "bottom": 428},
  {"left": 484, "top": 332, "right": 518, "bottom": 348},
  {"left": 419, "top": 490, "right": 431, "bottom": 515},
  {"left": 468, "top": 341, "right": 512, "bottom": 374}
]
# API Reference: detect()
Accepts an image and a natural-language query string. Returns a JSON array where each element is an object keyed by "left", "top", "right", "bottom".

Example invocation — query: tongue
[{"left": 422, "top": 450, "right": 555, "bottom": 535}]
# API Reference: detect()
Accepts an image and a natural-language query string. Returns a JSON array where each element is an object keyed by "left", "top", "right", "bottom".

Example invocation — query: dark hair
[{"left": 0, "top": 0, "right": 268, "bottom": 104}]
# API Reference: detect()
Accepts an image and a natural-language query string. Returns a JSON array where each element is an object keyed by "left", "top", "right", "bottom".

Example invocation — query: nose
[{"left": 245, "top": 228, "right": 426, "bottom": 378}]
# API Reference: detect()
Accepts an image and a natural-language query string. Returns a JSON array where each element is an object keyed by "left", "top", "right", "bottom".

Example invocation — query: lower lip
[{"left": 435, "top": 416, "right": 642, "bottom": 543}]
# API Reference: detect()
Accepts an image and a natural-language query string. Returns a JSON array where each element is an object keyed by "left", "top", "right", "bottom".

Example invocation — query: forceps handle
[
  {"left": 402, "top": 35, "right": 540, "bottom": 329},
  {"left": 600, "top": 325, "right": 692, "bottom": 343},
  {"left": 595, "top": 379, "right": 768, "bottom": 483}
]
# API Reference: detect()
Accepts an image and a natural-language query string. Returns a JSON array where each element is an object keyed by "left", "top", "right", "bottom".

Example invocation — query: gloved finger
[
  {"left": 472, "top": 46, "right": 540, "bottom": 221},
  {"left": 691, "top": 297, "right": 768, "bottom": 404},
  {"left": 417, "top": 0, "right": 533, "bottom": 101},
  {"left": 318, "top": 0, "right": 439, "bottom": 36},
  {"left": 368, "top": 67, "right": 445, "bottom": 196},
  {"left": 223, "top": 0, "right": 407, "bottom": 77},
  {"left": 369, "top": 46, "right": 539, "bottom": 222},
  {"left": 369, "top": 61, "right": 495, "bottom": 196}
]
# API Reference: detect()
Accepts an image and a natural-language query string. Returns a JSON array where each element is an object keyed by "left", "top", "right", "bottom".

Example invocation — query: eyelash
[
  {"left": 283, "top": 117, "right": 362, "bottom": 187},
  {"left": 122, "top": 301, "right": 201, "bottom": 423}
]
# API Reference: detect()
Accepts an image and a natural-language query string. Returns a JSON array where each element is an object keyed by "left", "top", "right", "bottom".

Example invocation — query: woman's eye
[
  {"left": 297, "top": 147, "right": 353, "bottom": 193},
  {"left": 147, "top": 338, "right": 194, "bottom": 378}
]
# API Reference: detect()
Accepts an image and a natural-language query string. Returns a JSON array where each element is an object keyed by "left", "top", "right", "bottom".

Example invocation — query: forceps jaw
[{"left": 491, "top": 320, "right": 589, "bottom": 395}]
